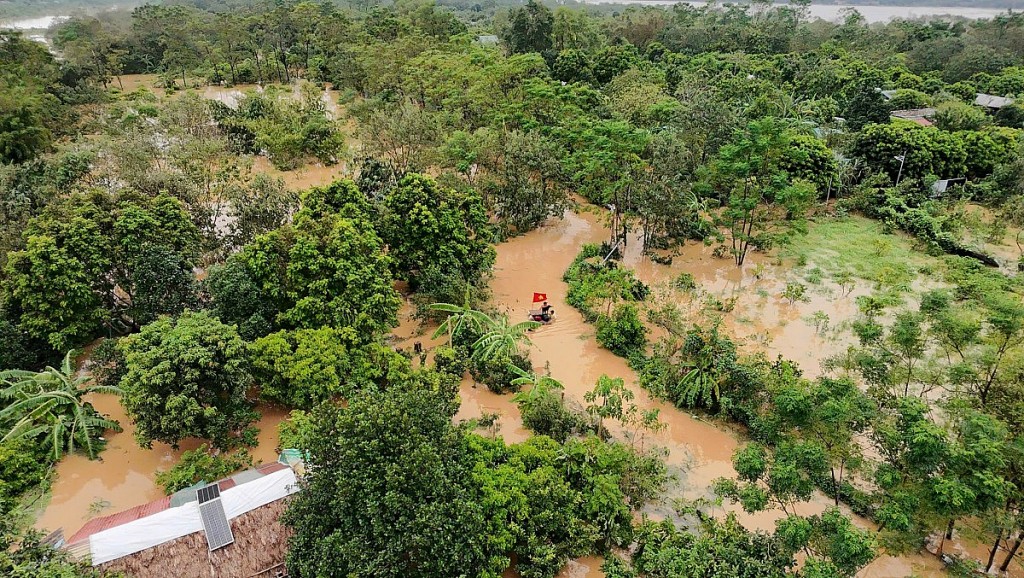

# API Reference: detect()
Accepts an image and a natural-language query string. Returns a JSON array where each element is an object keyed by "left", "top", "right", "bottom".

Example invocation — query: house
[
  {"left": 974, "top": 93, "right": 1015, "bottom": 110},
  {"left": 65, "top": 461, "right": 300, "bottom": 578},
  {"left": 890, "top": 108, "right": 937, "bottom": 127},
  {"left": 476, "top": 34, "right": 499, "bottom": 45}
]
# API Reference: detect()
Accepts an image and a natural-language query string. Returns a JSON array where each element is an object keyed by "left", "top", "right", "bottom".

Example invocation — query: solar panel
[
  {"left": 197, "top": 484, "right": 221, "bottom": 504},
  {"left": 196, "top": 484, "right": 233, "bottom": 551}
]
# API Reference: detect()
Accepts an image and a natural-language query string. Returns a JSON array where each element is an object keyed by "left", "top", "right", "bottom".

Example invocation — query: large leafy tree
[
  {"left": 282, "top": 213, "right": 399, "bottom": 334},
  {"left": 249, "top": 327, "right": 409, "bottom": 408},
  {"left": 502, "top": 0, "right": 554, "bottom": 55},
  {"left": 380, "top": 174, "right": 495, "bottom": 298},
  {"left": 208, "top": 182, "right": 400, "bottom": 340},
  {"left": 0, "top": 32, "right": 63, "bottom": 165},
  {"left": 708, "top": 120, "right": 811, "bottom": 268},
  {"left": 283, "top": 382, "right": 501, "bottom": 578},
  {"left": 771, "top": 376, "right": 877, "bottom": 505},
  {"left": 706, "top": 118, "right": 814, "bottom": 266},
  {"left": 2, "top": 191, "right": 201, "bottom": 349},
  {"left": 3, "top": 234, "right": 107, "bottom": 352},
  {"left": 118, "top": 311, "right": 257, "bottom": 449},
  {"left": 0, "top": 352, "right": 121, "bottom": 460}
]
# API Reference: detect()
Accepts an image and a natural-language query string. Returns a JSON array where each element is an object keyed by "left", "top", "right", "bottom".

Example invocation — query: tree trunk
[
  {"left": 986, "top": 528, "right": 1003, "bottom": 573},
  {"left": 253, "top": 51, "right": 263, "bottom": 84},
  {"left": 1001, "top": 531, "right": 1023, "bottom": 572},
  {"left": 946, "top": 518, "right": 955, "bottom": 540}
]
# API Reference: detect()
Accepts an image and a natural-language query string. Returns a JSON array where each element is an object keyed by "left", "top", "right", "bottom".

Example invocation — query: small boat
[{"left": 528, "top": 308, "right": 555, "bottom": 324}]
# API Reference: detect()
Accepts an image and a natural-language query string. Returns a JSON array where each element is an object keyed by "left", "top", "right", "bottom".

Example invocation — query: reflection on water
[{"left": 581, "top": 1, "right": 1009, "bottom": 24}]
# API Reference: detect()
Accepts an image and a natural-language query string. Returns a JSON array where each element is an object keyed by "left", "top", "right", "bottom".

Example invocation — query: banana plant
[{"left": 0, "top": 351, "right": 122, "bottom": 460}]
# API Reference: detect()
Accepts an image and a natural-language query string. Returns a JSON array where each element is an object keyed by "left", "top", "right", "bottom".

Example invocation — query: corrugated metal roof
[
  {"left": 257, "top": 462, "right": 288, "bottom": 475},
  {"left": 975, "top": 93, "right": 1014, "bottom": 109},
  {"left": 891, "top": 108, "right": 937, "bottom": 119},
  {"left": 67, "top": 496, "right": 172, "bottom": 545}
]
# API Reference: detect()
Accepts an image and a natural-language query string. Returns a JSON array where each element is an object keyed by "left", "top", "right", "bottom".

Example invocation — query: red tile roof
[
  {"left": 67, "top": 496, "right": 172, "bottom": 545},
  {"left": 66, "top": 461, "right": 292, "bottom": 546},
  {"left": 257, "top": 462, "right": 287, "bottom": 475}
]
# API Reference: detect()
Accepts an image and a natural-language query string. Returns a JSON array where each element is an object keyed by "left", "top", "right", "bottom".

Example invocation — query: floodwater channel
[{"left": 33, "top": 390, "right": 288, "bottom": 537}]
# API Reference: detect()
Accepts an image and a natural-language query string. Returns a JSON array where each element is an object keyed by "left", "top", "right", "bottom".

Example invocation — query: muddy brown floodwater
[
  {"left": 36, "top": 103, "right": 997, "bottom": 574},
  {"left": 459, "top": 207, "right": 957, "bottom": 578},
  {"left": 116, "top": 74, "right": 343, "bottom": 121},
  {"left": 33, "top": 390, "right": 289, "bottom": 538}
]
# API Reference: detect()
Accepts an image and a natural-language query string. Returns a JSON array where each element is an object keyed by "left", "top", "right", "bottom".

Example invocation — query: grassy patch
[{"left": 780, "top": 215, "right": 941, "bottom": 284}]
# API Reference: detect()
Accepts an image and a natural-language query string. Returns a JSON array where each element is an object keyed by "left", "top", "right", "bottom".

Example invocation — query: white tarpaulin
[
  {"left": 222, "top": 468, "right": 299, "bottom": 519},
  {"left": 89, "top": 502, "right": 202, "bottom": 565},
  {"left": 89, "top": 468, "right": 299, "bottom": 565}
]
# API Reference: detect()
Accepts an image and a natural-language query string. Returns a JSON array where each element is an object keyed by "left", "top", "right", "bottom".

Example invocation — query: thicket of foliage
[
  {"left": 155, "top": 443, "right": 253, "bottom": 494},
  {"left": 283, "top": 380, "right": 666, "bottom": 578},
  {"left": 2, "top": 190, "right": 199, "bottom": 354},
  {"left": 0, "top": 352, "right": 121, "bottom": 461}
]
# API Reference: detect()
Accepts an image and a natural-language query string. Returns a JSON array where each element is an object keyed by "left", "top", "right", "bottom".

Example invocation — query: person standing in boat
[{"left": 541, "top": 301, "right": 553, "bottom": 322}]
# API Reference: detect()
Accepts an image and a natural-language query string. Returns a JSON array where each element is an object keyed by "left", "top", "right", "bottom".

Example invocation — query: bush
[
  {"left": 517, "top": 389, "right": 591, "bottom": 443},
  {"left": 155, "top": 444, "right": 253, "bottom": 494},
  {"left": 564, "top": 246, "right": 649, "bottom": 322},
  {"left": 596, "top": 304, "right": 648, "bottom": 358},
  {"left": 673, "top": 272, "right": 697, "bottom": 291},
  {"left": 433, "top": 345, "right": 469, "bottom": 378},
  {"left": 470, "top": 353, "right": 531, "bottom": 393},
  {"left": 0, "top": 440, "right": 50, "bottom": 513},
  {"left": 277, "top": 409, "right": 316, "bottom": 451},
  {"left": 89, "top": 337, "right": 125, "bottom": 389},
  {"left": 886, "top": 89, "right": 931, "bottom": 111}
]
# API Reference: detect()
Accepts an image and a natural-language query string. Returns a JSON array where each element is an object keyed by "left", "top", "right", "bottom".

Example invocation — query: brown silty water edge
[{"left": 33, "top": 384, "right": 289, "bottom": 538}]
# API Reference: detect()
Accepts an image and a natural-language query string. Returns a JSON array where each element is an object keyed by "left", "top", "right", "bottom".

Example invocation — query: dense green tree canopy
[
  {"left": 2, "top": 191, "right": 200, "bottom": 350},
  {"left": 118, "top": 311, "right": 257, "bottom": 449},
  {"left": 284, "top": 382, "right": 499, "bottom": 578},
  {"left": 208, "top": 180, "right": 400, "bottom": 340}
]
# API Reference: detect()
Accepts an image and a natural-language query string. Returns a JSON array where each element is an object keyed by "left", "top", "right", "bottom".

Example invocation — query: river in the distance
[
  {"left": 0, "top": 15, "right": 66, "bottom": 30},
  {"left": 584, "top": 1, "right": 1012, "bottom": 23}
]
